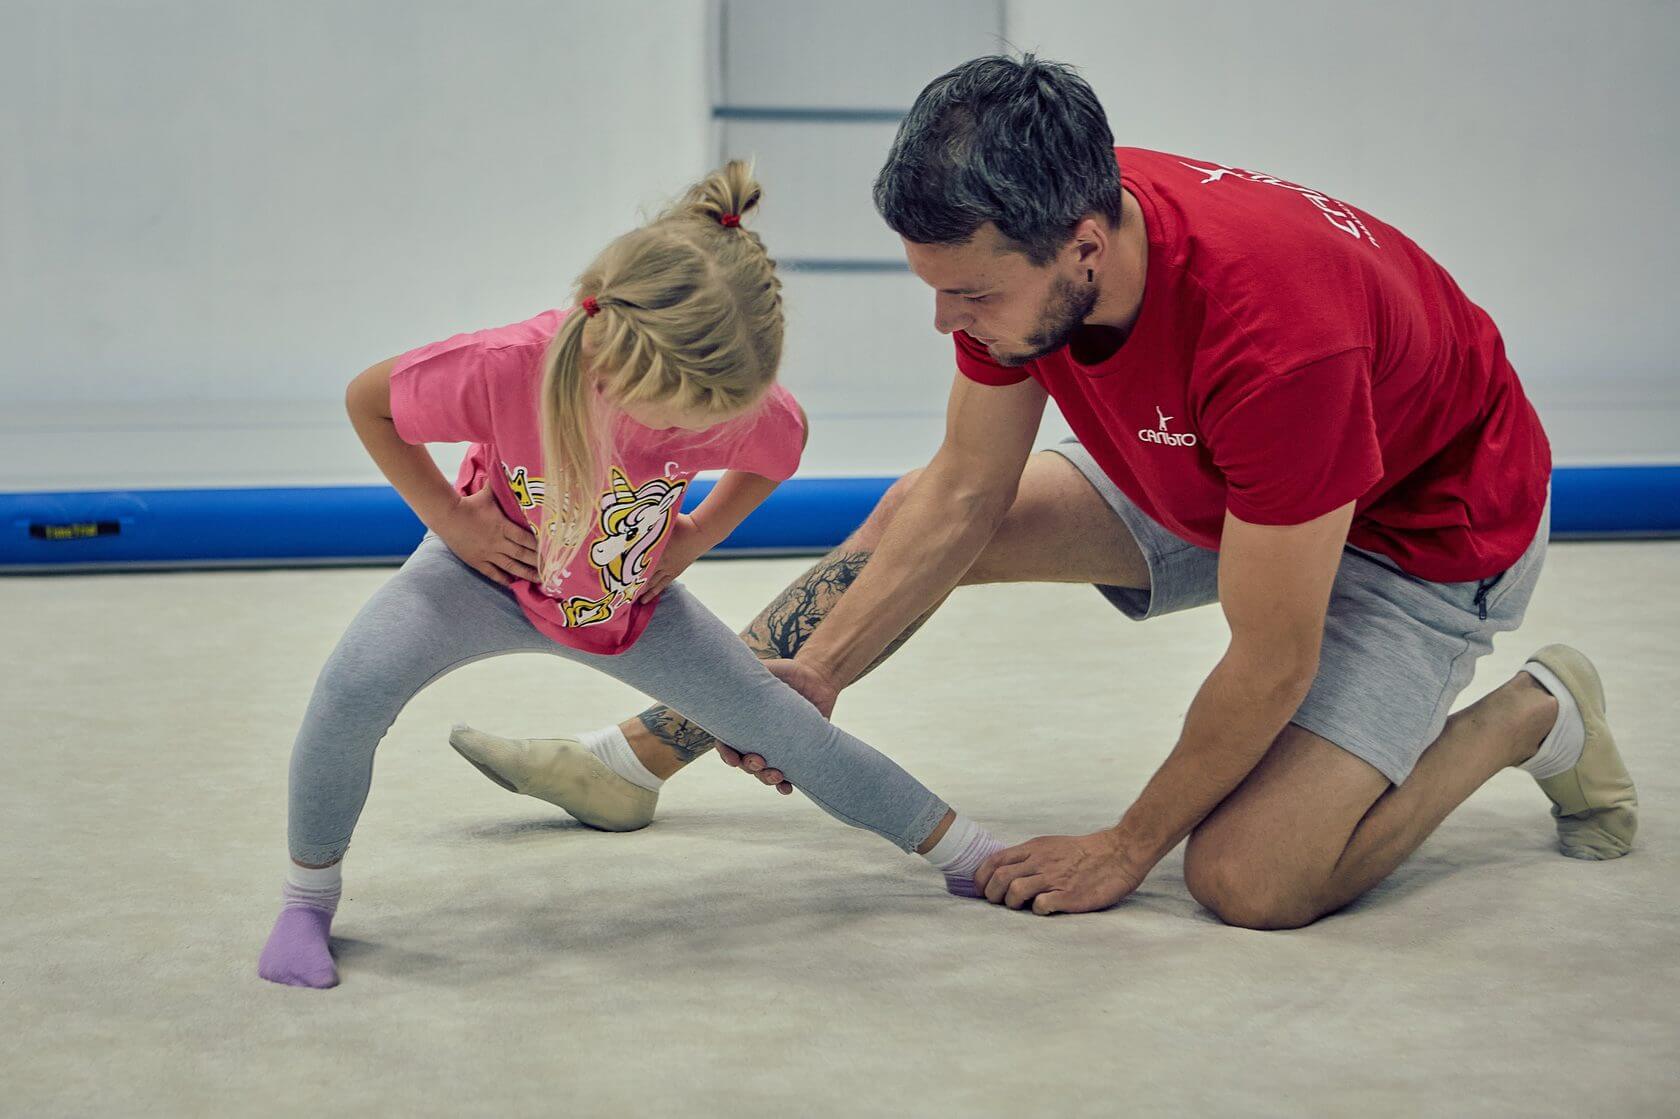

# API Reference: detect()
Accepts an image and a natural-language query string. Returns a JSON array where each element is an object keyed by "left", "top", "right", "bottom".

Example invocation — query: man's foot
[
  {"left": 449, "top": 725, "right": 658, "bottom": 832},
  {"left": 1522, "top": 645, "right": 1638, "bottom": 860}
]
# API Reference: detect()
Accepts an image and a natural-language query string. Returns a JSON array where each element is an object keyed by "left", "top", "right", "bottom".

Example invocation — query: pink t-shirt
[{"left": 389, "top": 308, "right": 805, "bottom": 655}]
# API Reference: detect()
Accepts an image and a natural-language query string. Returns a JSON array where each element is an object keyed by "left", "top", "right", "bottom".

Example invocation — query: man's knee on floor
[{"left": 1183, "top": 835, "right": 1323, "bottom": 932}]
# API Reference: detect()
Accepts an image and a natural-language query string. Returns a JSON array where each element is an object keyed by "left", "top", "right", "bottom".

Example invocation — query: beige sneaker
[
  {"left": 1525, "top": 645, "right": 1637, "bottom": 860},
  {"left": 448, "top": 724, "right": 657, "bottom": 832}
]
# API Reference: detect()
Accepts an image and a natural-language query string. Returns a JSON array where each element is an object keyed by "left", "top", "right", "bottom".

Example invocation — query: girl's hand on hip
[
  {"left": 436, "top": 487, "right": 539, "bottom": 586},
  {"left": 641, "top": 514, "right": 714, "bottom": 599}
]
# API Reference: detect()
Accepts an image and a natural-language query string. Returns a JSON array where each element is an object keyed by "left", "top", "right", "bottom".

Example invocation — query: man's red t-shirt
[{"left": 955, "top": 147, "right": 1551, "bottom": 583}]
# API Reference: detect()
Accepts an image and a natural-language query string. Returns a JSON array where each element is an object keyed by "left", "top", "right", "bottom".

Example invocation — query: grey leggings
[{"left": 288, "top": 535, "right": 951, "bottom": 865}]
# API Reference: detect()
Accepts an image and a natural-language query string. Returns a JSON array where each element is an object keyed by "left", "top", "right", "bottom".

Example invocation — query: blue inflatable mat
[{"left": 3, "top": 466, "right": 1676, "bottom": 570}]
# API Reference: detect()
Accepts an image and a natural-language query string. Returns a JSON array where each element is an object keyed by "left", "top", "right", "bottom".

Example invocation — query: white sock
[
  {"left": 922, "top": 814, "right": 1006, "bottom": 882},
  {"left": 283, "top": 861, "right": 342, "bottom": 913},
  {"left": 580, "top": 725, "right": 664, "bottom": 792},
  {"left": 1520, "top": 662, "right": 1587, "bottom": 779}
]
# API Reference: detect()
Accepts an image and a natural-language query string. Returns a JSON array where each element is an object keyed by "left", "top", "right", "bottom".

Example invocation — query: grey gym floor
[{"left": 4, "top": 541, "right": 1676, "bottom": 1116}]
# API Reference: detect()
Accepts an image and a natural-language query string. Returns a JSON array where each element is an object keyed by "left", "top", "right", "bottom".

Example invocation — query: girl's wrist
[
  {"left": 687, "top": 509, "right": 729, "bottom": 549},
  {"left": 415, "top": 490, "right": 464, "bottom": 534}
]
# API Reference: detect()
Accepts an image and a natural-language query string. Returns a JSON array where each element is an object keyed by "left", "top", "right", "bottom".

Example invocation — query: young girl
[{"left": 259, "top": 163, "right": 1007, "bottom": 989}]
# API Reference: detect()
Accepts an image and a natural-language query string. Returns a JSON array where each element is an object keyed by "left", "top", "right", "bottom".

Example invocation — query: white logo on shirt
[
  {"left": 1183, "top": 164, "right": 1239, "bottom": 185},
  {"left": 1138, "top": 406, "right": 1198, "bottom": 448},
  {"left": 1179, "top": 160, "right": 1381, "bottom": 247}
]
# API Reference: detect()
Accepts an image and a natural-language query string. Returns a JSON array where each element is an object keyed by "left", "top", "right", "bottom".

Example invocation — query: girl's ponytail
[
  {"left": 534, "top": 161, "right": 786, "bottom": 597},
  {"left": 535, "top": 304, "right": 607, "bottom": 590},
  {"left": 661, "top": 159, "right": 763, "bottom": 228}
]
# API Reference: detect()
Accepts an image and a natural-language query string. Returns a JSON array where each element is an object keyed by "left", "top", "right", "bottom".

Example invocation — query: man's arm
[
  {"left": 977, "top": 500, "right": 1354, "bottom": 914},
  {"left": 1107, "top": 501, "right": 1353, "bottom": 869},
  {"left": 793, "top": 372, "right": 1049, "bottom": 692}
]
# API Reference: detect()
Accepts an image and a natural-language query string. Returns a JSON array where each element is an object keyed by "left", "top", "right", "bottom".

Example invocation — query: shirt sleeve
[
  {"left": 1202, "top": 348, "right": 1383, "bottom": 526},
  {"left": 726, "top": 384, "right": 805, "bottom": 482},
  {"left": 953, "top": 330, "right": 1032, "bottom": 387},
  {"left": 387, "top": 329, "right": 510, "bottom": 446}
]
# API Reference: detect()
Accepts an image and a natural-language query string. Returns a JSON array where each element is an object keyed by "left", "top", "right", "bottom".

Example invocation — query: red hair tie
[
  {"left": 719, "top": 213, "right": 741, "bottom": 229},
  {"left": 581, "top": 296, "right": 601, "bottom": 317}
]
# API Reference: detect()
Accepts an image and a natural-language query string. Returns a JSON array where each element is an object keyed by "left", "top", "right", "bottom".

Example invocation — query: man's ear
[{"left": 1070, "top": 215, "right": 1110, "bottom": 273}]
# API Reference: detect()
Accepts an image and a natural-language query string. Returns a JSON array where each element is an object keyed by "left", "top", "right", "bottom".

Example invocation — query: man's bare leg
[
  {"left": 1182, "top": 671, "right": 1559, "bottom": 930},
  {"left": 621, "top": 450, "right": 1150, "bottom": 779}
]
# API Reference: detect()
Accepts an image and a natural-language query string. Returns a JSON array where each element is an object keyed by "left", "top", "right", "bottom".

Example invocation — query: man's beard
[{"left": 990, "top": 274, "right": 1099, "bottom": 367}]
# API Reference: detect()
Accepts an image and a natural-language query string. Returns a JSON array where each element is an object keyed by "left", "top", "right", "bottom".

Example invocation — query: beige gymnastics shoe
[
  {"left": 1525, "top": 645, "right": 1637, "bottom": 860},
  {"left": 448, "top": 725, "right": 657, "bottom": 832}
]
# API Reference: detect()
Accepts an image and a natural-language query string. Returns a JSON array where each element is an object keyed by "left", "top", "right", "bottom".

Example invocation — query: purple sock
[
  {"left": 923, "top": 815, "right": 1009, "bottom": 899},
  {"left": 258, "top": 881, "right": 341, "bottom": 989},
  {"left": 942, "top": 838, "right": 1008, "bottom": 899}
]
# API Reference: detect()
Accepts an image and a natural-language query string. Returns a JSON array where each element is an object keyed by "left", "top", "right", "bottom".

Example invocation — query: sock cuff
[
  {"left": 578, "top": 725, "right": 627, "bottom": 755},
  {"left": 1520, "top": 661, "right": 1584, "bottom": 779},
  {"left": 583, "top": 725, "right": 664, "bottom": 792},
  {"left": 281, "top": 881, "right": 341, "bottom": 914},
  {"left": 286, "top": 861, "right": 343, "bottom": 892},
  {"left": 924, "top": 815, "right": 983, "bottom": 869},
  {"left": 1522, "top": 661, "right": 1568, "bottom": 705}
]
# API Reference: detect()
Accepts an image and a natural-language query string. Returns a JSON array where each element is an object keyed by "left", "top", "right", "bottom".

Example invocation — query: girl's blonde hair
[{"left": 535, "top": 160, "right": 784, "bottom": 589}]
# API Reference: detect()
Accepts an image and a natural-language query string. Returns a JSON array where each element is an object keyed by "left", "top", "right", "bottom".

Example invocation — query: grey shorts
[{"left": 1048, "top": 441, "right": 1550, "bottom": 785}]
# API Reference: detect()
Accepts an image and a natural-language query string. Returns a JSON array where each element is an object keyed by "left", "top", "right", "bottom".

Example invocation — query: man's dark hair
[{"left": 874, "top": 54, "right": 1121, "bottom": 266}]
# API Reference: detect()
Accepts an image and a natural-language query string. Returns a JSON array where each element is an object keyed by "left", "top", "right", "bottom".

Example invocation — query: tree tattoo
[{"left": 634, "top": 548, "right": 940, "bottom": 761}]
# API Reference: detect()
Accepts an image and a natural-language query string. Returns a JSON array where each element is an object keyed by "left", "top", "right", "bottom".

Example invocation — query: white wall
[
  {"left": 4, "top": 1, "right": 1675, "bottom": 493},
  {"left": 0, "top": 0, "right": 711, "bottom": 488},
  {"left": 1006, "top": 0, "right": 1680, "bottom": 463},
  {"left": 711, "top": 0, "right": 1021, "bottom": 478}
]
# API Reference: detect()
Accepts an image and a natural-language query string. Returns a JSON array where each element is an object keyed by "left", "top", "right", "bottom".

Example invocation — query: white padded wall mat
[
  {"left": 708, "top": 0, "right": 1075, "bottom": 474},
  {"left": 1, "top": 1, "right": 712, "bottom": 489},
  {"left": 1006, "top": 0, "right": 1680, "bottom": 464}
]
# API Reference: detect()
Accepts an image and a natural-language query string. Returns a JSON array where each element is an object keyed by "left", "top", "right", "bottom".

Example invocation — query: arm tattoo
[
  {"left": 636, "top": 547, "right": 942, "bottom": 762},
  {"left": 753, "top": 551, "right": 870, "bottom": 659}
]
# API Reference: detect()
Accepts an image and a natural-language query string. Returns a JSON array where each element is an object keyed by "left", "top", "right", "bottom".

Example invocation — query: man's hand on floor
[{"left": 976, "top": 829, "right": 1144, "bottom": 915}]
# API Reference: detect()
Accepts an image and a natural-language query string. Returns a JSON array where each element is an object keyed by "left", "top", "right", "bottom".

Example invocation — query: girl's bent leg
[
  {"left": 262, "top": 536, "right": 552, "bottom": 989},
  {"left": 286, "top": 536, "right": 554, "bottom": 865}
]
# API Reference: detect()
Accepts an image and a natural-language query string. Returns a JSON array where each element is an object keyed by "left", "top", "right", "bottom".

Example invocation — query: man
[{"left": 453, "top": 55, "right": 1636, "bottom": 928}]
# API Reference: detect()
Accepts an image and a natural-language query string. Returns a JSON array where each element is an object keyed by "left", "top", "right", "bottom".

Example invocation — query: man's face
[{"left": 903, "top": 223, "right": 1096, "bottom": 367}]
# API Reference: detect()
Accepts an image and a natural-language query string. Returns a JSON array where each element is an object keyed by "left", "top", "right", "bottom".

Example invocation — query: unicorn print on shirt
[
  {"left": 497, "top": 459, "right": 691, "bottom": 629},
  {"left": 557, "top": 466, "right": 689, "bottom": 629}
]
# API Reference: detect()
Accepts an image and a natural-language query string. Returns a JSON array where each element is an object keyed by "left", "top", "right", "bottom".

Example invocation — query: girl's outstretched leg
[{"left": 571, "top": 584, "right": 1007, "bottom": 893}]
